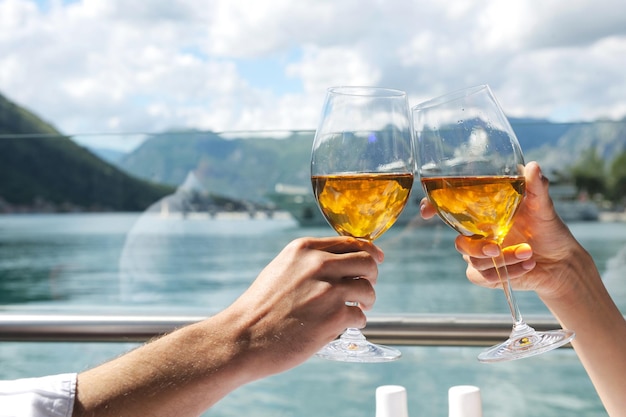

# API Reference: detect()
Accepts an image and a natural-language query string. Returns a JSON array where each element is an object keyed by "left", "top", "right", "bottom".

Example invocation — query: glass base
[
  {"left": 316, "top": 328, "right": 401, "bottom": 363},
  {"left": 478, "top": 323, "right": 575, "bottom": 363}
]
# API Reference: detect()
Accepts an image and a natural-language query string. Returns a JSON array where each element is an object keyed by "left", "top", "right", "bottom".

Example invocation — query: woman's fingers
[
  {"left": 419, "top": 197, "right": 437, "bottom": 219},
  {"left": 455, "top": 235, "right": 536, "bottom": 286}
]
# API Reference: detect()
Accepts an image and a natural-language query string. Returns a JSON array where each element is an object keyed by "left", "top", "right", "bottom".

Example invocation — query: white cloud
[
  {"left": 497, "top": 35, "right": 626, "bottom": 121},
  {"left": 521, "top": 0, "right": 626, "bottom": 48},
  {"left": 0, "top": 0, "right": 625, "bottom": 144},
  {"left": 288, "top": 45, "right": 382, "bottom": 93}
]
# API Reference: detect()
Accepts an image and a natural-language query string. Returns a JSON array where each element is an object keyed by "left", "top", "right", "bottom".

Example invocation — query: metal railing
[{"left": 0, "top": 313, "right": 573, "bottom": 347}]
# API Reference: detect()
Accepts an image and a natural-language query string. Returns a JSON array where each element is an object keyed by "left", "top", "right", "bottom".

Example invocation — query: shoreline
[{"left": 599, "top": 211, "right": 626, "bottom": 222}]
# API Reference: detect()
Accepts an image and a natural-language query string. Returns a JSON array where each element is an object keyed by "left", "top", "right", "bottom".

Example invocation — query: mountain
[
  {"left": 118, "top": 130, "right": 315, "bottom": 203},
  {"left": 0, "top": 93, "right": 174, "bottom": 212},
  {"left": 519, "top": 119, "right": 626, "bottom": 175},
  {"left": 115, "top": 118, "right": 626, "bottom": 205},
  {"left": 119, "top": 119, "right": 624, "bottom": 202},
  {"left": 508, "top": 117, "right": 575, "bottom": 150}
]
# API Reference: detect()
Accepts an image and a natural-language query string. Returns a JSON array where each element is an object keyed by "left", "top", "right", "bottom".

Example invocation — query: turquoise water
[{"left": 1, "top": 213, "right": 625, "bottom": 416}]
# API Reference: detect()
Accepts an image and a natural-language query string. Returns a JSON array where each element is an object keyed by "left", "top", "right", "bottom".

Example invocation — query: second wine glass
[
  {"left": 413, "top": 84, "right": 575, "bottom": 362},
  {"left": 311, "top": 86, "right": 415, "bottom": 362}
]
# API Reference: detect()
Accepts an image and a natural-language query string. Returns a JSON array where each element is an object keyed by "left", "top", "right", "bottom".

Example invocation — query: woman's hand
[{"left": 420, "top": 161, "right": 580, "bottom": 300}]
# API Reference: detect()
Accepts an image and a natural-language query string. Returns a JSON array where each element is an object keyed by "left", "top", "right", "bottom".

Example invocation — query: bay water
[{"left": 1, "top": 212, "right": 625, "bottom": 416}]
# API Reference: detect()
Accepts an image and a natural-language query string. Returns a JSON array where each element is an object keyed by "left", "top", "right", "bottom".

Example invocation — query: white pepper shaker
[
  {"left": 448, "top": 385, "right": 482, "bottom": 417},
  {"left": 376, "top": 385, "right": 409, "bottom": 417}
]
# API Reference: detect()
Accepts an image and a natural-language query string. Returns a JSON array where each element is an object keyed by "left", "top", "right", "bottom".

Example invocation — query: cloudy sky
[{"left": 1, "top": 0, "right": 626, "bottom": 146}]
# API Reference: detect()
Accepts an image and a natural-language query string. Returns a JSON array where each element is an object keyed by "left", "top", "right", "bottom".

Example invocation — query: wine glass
[
  {"left": 311, "top": 86, "right": 415, "bottom": 362},
  {"left": 413, "top": 84, "right": 575, "bottom": 362}
]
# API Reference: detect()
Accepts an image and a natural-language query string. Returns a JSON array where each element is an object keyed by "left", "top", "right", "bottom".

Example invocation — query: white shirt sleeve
[{"left": 0, "top": 373, "right": 76, "bottom": 417}]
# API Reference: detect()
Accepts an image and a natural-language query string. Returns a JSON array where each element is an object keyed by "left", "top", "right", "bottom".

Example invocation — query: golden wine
[
  {"left": 421, "top": 176, "right": 525, "bottom": 243},
  {"left": 312, "top": 173, "right": 414, "bottom": 240}
]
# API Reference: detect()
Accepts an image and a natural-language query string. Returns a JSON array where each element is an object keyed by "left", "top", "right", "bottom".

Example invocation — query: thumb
[{"left": 523, "top": 161, "right": 558, "bottom": 221}]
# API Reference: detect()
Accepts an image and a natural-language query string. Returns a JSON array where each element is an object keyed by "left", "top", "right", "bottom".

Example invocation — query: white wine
[
  {"left": 421, "top": 176, "right": 525, "bottom": 243},
  {"left": 312, "top": 173, "right": 413, "bottom": 240}
]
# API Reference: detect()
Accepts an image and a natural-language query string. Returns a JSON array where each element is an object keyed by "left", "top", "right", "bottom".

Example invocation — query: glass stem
[
  {"left": 342, "top": 328, "right": 366, "bottom": 343},
  {"left": 492, "top": 246, "right": 523, "bottom": 325}
]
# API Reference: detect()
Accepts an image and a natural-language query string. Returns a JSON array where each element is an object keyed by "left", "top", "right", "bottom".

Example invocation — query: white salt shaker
[
  {"left": 448, "top": 385, "right": 482, "bottom": 417},
  {"left": 376, "top": 385, "right": 409, "bottom": 417}
]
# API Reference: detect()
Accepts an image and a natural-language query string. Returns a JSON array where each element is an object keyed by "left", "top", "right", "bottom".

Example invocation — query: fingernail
[
  {"left": 521, "top": 259, "right": 536, "bottom": 270},
  {"left": 375, "top": 249, "right": 385, "bottom": 264},
  {"left": 483, "top": 244, "right": 500, "bottom": 257},
  {"left": 515, "top": 245, "right": 533, "bottom": 260}
]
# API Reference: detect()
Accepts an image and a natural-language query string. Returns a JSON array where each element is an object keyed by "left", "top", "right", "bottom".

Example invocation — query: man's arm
[{"left": 73, "top": 236, "right": 383, "bottom": 417}]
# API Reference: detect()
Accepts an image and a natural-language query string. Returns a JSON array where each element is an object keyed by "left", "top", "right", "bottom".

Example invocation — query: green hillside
[
  {"left": 117, "top": 120, "right": 585, "bottom": 204},
  {"left": 116, "top": 119, "right": 626, "bottom": 207},
  {"left": 120, "top": 130, "right": 315, "bottom": 203},
  {"left": 0, "top": 93, "right": 173, "bottom": 212}
]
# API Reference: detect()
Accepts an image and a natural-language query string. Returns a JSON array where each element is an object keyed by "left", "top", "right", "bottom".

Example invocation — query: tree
[
  {"left": 608, "top": 151, "right": 626, "bottom": 203},
  {"left": 569, "top": 147, "right": 606, "bottom": 197}
]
